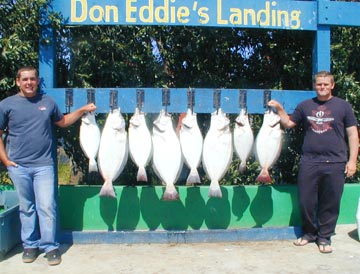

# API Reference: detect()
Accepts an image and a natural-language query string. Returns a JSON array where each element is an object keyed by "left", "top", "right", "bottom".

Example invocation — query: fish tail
[
  {"left": 162, "top": 184, "right": 179, "bottom": 201},
  {"left": 208, "top": 180, "right": 222, "bottom": 198},
  {"left": 256, "top": 168, "right": 272, "bottom": 183},
  {"left": 238, "top": 161, "right": 246, "bottom": 174},
  {"left": 186, "top": 168, "right": 201, "bottom": 185},
  {"left": 88, "top": 158, "right": 98, "bottom": 173},
  {"left": 99, "top": 181, "right": 116, "bottom": 198},
  {"left": 136, "top": 166, "right": 148, "bottom": 182}
]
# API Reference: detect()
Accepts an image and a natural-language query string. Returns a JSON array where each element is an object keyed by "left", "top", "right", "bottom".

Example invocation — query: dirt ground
[{"left": 0, "top": 224, "right": 359, "bottom": 274}]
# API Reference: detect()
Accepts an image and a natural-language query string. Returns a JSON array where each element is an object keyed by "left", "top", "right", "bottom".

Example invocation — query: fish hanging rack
[{"left": 58, "top": 87, "right": 314, "bottom": 115}]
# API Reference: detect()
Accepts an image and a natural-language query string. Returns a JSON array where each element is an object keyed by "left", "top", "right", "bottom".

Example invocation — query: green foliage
[{"left": 0, "top": 0, "right": 57, "bottom": 97}]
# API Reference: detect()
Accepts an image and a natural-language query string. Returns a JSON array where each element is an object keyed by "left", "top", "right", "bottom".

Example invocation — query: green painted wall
[{"left": 58, "top": 184, "right": 360, "bottom": 231}]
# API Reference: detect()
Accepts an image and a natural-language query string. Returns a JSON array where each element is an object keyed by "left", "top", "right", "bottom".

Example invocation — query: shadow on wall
[{"left": 58, "top": 184, "right": 301, "bottom": 232}]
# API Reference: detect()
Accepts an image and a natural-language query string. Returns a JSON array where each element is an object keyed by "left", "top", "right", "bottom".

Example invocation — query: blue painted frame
[{"left": 40, "top": 0, "right": 360, "bottom": 113}]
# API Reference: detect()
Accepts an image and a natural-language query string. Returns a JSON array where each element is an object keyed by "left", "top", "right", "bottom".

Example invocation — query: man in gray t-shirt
[{"left": 0, "top": 66, "right": 96, "bottom": 265}]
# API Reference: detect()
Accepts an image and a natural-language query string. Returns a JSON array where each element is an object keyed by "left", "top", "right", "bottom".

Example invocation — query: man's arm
[
  {"left": 55, "top": 103, "right": 96, "bottom": 128},
  {"left": 0, "top": 130, "right": 16, "bottom": 167},
  {"left": 345, "top": 125, "right": 359, "bottom": 177},
  {"left": 268, "top": 100, "right": 297, "bottom": 129}
]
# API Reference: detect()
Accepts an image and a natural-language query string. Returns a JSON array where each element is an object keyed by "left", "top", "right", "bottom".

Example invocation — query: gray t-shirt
[{"left": 0, "top": 93, "right": 64, "bottom": 167}]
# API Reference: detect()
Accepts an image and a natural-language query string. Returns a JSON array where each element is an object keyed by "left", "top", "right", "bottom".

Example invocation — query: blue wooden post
[
  {"left": 39, "top": 7, "right": 56, "bottom": 89},
  {"left": 312, "top": 25, "right": 331, "bottom": 74}
]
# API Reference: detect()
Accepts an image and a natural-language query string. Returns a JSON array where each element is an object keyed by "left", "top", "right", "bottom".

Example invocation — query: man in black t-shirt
[{"left": 268, "top": 71, "right": 358, "bottom": 253}]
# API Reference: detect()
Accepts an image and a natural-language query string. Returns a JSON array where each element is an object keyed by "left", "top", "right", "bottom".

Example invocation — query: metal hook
[
  {"left": 187, "top": 88, "right": 195, "bottom": 112},
  {"left": 162, "top": 88, "right": 170, "bottom": 113},
  {"left": 110, "top": 90, "right": 118, "bottom": 111},
  {"left": 263, "top": 89, "right": 271, "bottom": 110},
  {"left": 65, "top": 88, "right": 73, "bottom": 113},
  {"left": 213, "top": 89, "right": 221, "bottom": 113},
  {"left": 239, "top": 89, "right": 247, "bottom": 110},
  {"left": 87, "top": 89, "right": 96, "bottom": 104},
  {"left": 136, "top": 89, "right": 144, "bottom": 110}
]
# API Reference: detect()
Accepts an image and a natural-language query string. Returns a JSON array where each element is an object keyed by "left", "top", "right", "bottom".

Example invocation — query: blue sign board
[{"left": 52, "top": 0, "right": 317, "bottom": 30}]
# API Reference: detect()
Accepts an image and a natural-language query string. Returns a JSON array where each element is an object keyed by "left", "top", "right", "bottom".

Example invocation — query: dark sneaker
[
  {"left": 22, "top": 248, "right": 39, "bottom": 263},
  {"left": 46, "top": 249, "right": 62, "bottom": 266}
]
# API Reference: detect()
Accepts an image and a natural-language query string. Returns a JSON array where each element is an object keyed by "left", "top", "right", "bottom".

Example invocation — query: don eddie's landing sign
[{"left": 52, "top": 0, "right": 317, "bottom": 30}]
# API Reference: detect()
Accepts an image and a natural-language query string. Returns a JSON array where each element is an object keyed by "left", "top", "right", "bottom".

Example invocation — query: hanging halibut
[
  {"left": 233, "top": 109, "right": 254, "bottom": 173},
  {"left": 128, "top": 107, "right": 152, "bottom": 182},
  {"left": 152, "top": 109, "right": 183, "bottom": 201},
  {"left": 202, "top": 109, "right": 233, "bottom": 198},
  {"left": 79, "top": 112, "right": 101, "bottom": 173},
  {"left": 179, "top": 109, "right": 203, "bottom": 185},
  {"left": 98, "top": 108, "right": 128, "bottom": 198},
  {"left": 254, "top": 108, "right": 282, "bottom": 183}
]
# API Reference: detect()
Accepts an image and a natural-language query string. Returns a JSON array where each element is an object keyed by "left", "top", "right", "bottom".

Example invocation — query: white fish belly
[
  {"left": 129, "top": 118, "right": 152, "bottom": 169},
  {"left": 203, "top": 129, "right": 233, "bottom": 182},
  {"left": 255, "top": 112, "right": 282, "bottom": 169},
  {"left": 98, "top": 111, "right": 128, "bottom": 183},
  {"left": 98, "top": 130, "right": 128, "bottom": 182},
  {"left": 179, "top": 123, "right": 203, "bottom": 170},
  {"left": 233, "top": 122, "right": 254, "bottom": 164},
  {"left": 79, "top": 113, "right": 101, "bottom": 172},
  {"left": 152, "top": 130, "right": 182, "bottom": 185}
]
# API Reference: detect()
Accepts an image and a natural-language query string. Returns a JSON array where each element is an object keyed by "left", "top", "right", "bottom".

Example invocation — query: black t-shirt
[{"left": 290, "top": 96, "right": 357, "bottom": 163}]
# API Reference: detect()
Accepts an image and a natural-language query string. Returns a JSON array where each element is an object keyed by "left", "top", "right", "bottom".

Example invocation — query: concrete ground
[{"left": 0, "top": 224, "right": 359, "bottom": 274}]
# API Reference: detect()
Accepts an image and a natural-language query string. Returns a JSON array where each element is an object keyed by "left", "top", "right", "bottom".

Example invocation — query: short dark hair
[{"left": 16, "top": 66, "right": 39, "bottom": 79}]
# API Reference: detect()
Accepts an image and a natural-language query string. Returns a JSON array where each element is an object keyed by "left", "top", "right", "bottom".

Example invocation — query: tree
[{"left": 0, "top": 0, "right": 61, "bottom": 97}]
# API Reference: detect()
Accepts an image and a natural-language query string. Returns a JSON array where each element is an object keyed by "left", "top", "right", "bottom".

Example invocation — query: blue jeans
[{"left": 7, "top": 165, "right": 59, "bottom": 253}]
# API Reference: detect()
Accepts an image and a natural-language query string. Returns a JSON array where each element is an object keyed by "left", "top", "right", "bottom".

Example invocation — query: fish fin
[
  {"left": 162, "top": 184, "right": 179, "bottom": 201},
  {"left": 208, "top": 180, "right": 222, "bottom": 198},
  {"left": 256, "top": 168, "right": 273, "bottom": 183},
  {"left": 99, "top": 181, "right": 116, "bottom": 198},
  {"left": 136, "top": 166, "right": 148, "bottom": 182},
  {"left": 88, "top": 159, "right": 98, "bottom": 173},
  {"left": 238, "top": 162, "right": 246, "bottom": 174},
  {"left": 186, "top": 168, "right": 201, "bottom": 185}
]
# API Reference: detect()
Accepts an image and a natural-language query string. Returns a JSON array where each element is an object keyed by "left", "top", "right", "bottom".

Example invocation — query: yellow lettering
[
  {"left": 271, "top": 1, "right": 277, "bottom": 26},
  {"left": 290, "top": 10, "right": 301, "bottom": 29},
  {"left": 126, "top": 0, "right": 137, "bottom": 23},
  {"left": 217, "top": 0, "right": 228, "bottom": 25},
  {"left": 198, "top": 7, "right": 209, "bottom": 24},
  {"left": 277, "top": 10, "right": 289, "bottom": 27},
  {"left": 177, "top": 7, "right": 190, "bottom": 23},
  {"left": 105, "top": 6, "right": 118, "bottom": 22},
  {"left": 154, "top": 0, "right": 168, "bottom": 23},
  {"left": 229, "top": 8, "right": 242, "bottom": 25},
  {"left": 139, "top": 0, "right": 153, "bottom": 23},
  {"left": 170, "top": 4, "right": 176, "bottom": 23},
  {"left": 71, "top": 0, "right": 87, "bottom": 22},
  {"left": 89, "top": 5, "right": 104, "bottom": 23},
  {"left": 244, "top": 9, "right": 256, "bottom": 25},
  {"left": 257, "top": 2, "right": 270, "bottom": 26}
]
